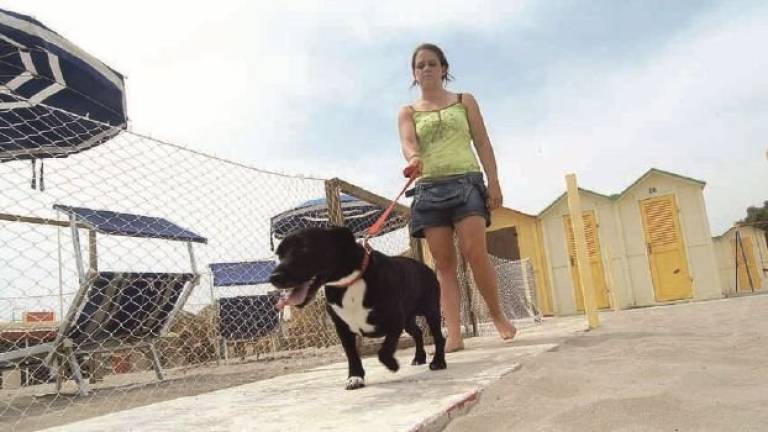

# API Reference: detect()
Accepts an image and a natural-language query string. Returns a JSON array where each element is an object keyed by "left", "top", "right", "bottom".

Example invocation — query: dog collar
[{"left": 332, "top": 244, "right": 371, "bottom": 288}]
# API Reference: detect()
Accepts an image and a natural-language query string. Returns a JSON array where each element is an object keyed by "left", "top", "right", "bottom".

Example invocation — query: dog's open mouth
[{"left": 275, "top": 276, "right": 316, "bottom": 310}]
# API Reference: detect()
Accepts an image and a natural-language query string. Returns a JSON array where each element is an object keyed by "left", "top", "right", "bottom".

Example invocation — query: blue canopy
[
  {"left": 54, "top": 205, "right": 207, "bottom": 244},
  {"left": 270, "top": 194, "right": 407, "bottom": 242},
  {"left": 209, "top": 261, "right": 277, "bottom": 287},
  {"left": 0, "top": 8, "right": 126, "bottom": 163}
]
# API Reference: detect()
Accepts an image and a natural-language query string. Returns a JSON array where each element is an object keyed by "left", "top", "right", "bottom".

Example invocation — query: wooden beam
[
  {"left": 332, "top": 177, "right": 411, "bottom": 217},
  {"left": 0, "top": 212, "right": 87, "bottom": 229},
  {"left": 565, "top": 174, "right": 600, "bottom": 329}
]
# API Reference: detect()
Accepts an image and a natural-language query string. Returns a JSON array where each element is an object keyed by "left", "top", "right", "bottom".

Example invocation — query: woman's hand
[
  {"left": 487, "top": 180, "right": 503, "bottom": 211},
  {"left": 403, "top": 156, "right": 422, "bottom": 178}
]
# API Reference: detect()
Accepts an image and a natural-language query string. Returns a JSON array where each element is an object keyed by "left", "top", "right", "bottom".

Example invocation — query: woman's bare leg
[
  {"left": 455, "top": 216, "right": 517, "bottom": 340},
  {"left": 423, "top": 226, "right": 464, "bottom": 352}
]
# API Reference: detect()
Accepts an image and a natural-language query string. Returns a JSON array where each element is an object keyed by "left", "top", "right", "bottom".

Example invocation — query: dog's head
[{"left": 270, "top": 226, "right": 359, "bottom": 310}]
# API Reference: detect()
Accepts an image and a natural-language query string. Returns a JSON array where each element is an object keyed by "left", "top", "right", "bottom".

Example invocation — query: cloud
[
  {"left": 3, "top": 0, "right": 765, "bottom": 234},
  {"left": 488, "top": 2, "right": 768, "bottom": 232}
]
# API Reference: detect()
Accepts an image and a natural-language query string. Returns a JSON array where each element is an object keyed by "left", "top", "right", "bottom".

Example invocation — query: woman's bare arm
[
  {"left": 463, "top": 93, "right": 503, "bottom": 209},
  {"left": 398, "top": 105, "right": 422, "bottom": 176}
]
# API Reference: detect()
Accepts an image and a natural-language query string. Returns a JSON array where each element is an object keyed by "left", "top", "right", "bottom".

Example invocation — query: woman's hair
[{"left": 411, "top": 43, "right": 454, "bottom": 87}]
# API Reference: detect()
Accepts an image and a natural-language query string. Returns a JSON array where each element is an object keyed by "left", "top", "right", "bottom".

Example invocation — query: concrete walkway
[
  {"left": 41, "top": 317, "right": 586, "bottom": 432},
  {"left": 446, "top": 294, "right": 768, "bottom": 432},
  {"left": 37, "top": 296, "right": 768, "bottom": 431}
]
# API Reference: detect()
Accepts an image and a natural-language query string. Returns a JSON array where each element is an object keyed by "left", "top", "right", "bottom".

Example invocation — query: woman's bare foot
[
  {"left": 445, "top": 338, "right": 465, "bottom": 353},
  {"left": 493, "top": 317, "right": 517, "bottom": 341}
]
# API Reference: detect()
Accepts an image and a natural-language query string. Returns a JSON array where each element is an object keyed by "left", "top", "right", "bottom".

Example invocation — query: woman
[{"left": 398, "top": 43, "right": 516, "bottom": 352}]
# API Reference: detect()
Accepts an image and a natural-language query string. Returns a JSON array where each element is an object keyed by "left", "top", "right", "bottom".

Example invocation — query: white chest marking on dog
[
  {"left": 327, "top": 270, "right": 361, "bottom": 287},
  {"left": 328, "top": 278, "right": 374, "bottom": 335}
]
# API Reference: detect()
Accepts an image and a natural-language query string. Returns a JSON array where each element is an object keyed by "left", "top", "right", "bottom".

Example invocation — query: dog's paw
[
  {"left": 429, "top": 357, "right": 447, "bottom": 370},
  {"left": 411, "top": 352, "right": 427, "bottom": 365},
  {"left": 345, "top": 376, "right": 365, "bottom": 390},
  {"left": 379, "top": 355, "right": 399, "bottom": 372}
]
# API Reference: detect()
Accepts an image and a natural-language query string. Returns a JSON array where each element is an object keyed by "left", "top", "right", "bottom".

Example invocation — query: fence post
[
  {"left": 325, "top": 178, "right": 344, "bottom": 227},
  {"left": 520, "top": 258, "right": 533, "bottom": 317},
  {"left": 325, "top": 178, "right": 353, "bottom": 345},
  {"left": 565, "top": 174, "right": 600, "bottom": 329},
  {"left": 735, "top": 230, "right": 740, "bottom": 293},
  {"left": 520, "top": 258, "right": 529, "bottom": 295}
]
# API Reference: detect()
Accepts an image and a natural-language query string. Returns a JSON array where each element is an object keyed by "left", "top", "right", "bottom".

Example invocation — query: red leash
[
  {"left": 336, "top": 167, "right": 416, "bottom": 287},
  {"left": 364, "top": 166, "right": 418, "bottom": 245}
]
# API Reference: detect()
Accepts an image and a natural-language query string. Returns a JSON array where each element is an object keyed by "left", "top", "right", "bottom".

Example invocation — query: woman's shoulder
[
  {"left": 398, "top": 104, "right": 415, "bottom": 120},
  {"left": 458, "top": 92, "right": 477, "bottom": 105},
  {"left": 403, "top": 98, "right": 425, "bottom": 112},
  {"left": 446, "top": 92, "right": 477, "bottom": 109}
]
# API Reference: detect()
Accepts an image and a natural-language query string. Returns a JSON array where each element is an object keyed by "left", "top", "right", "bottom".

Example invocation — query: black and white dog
[{"left": 270, "top": 226, "right": 447, "bottom": 390}]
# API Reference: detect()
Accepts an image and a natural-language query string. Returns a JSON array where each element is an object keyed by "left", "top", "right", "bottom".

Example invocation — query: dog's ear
[{"left": 327, "top": 226, "right": 355, "bottom": 244}]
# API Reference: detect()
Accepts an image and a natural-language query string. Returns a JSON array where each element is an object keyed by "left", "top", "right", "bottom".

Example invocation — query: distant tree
[{"left": 742, "top": 200, "right": 768, "bottom": 230}]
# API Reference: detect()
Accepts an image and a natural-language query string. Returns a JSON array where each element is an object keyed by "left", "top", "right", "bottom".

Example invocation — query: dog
[{"left": 269, "top": 226, "right": 447, "bottom": 390}]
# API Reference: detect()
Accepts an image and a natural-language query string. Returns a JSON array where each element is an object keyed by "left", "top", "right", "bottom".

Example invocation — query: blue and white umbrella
[
  {"left": 270, "top": 194, "right": 408, "bottom": 246},
  {"left": 0, "top": 8, "right": 127, "bottom": 189}
]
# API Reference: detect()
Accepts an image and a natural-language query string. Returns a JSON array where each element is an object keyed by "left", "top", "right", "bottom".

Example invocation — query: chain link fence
[
  {"left": 0, "top": 98, "right": 536, "bottom": 431},
  {"left": 459, "top": 256, "right": 543, "bottom": 337},
  {"left": 0, "top": 99, "right": 415, "bottom": 430}
]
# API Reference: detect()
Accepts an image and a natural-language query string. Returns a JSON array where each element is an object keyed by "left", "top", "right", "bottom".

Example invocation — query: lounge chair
[
  {"left": 208, "top": 261, "right": 280, "bottom": 362},
  {"left": 0, "top": 205, "right": 206, "bottom": 395}
]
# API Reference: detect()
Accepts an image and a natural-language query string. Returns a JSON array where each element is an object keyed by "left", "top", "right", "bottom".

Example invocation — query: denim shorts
[{"left": 409, "top": 172, "right": 491, "bottom": 238}]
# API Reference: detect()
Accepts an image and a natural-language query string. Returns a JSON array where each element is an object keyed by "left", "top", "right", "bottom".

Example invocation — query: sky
[{"left": 4, "top": 0, "right": 767, "bottom": 235}]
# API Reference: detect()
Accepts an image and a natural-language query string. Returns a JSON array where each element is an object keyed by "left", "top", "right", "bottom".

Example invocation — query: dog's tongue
[{"left": 275, "top": 280, "right": 312, "bottom": 310}]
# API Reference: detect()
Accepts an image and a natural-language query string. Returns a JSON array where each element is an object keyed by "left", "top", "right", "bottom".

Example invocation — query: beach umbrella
[
  {"left": 0, "top": 8, "right": 127, "bottom": 189},
  {"left": 270, "top": 194, "right": 407, "bottom": 246}
]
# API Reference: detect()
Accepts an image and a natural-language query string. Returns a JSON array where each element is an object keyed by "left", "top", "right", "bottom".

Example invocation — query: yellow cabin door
[
  {"left": 732, "top": 235, "right": 761, "bottom": 291},
  {"left": 640, "top": 196, "right": 692, "bottom": 301},
  {"left": 564, "top": 211, "right": 610, "bottom": 310}
]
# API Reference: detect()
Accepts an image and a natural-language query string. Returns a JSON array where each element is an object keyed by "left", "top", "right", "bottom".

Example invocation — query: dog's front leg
[
  {"left": 377, "top": 331, "right": 401, "bottom": 372},
  {"left": 404, "top": 318, "right": 427, "bottom": 365},
  {"left": 328, "top": 308, "right": 366, "bottom": 390}
]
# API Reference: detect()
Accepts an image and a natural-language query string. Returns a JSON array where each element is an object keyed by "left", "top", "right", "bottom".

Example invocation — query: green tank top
[{"left": 412, "top": 98, "right": 481, "bottom": 179}]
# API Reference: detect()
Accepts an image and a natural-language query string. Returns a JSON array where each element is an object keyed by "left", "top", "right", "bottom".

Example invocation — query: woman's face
[{"left": 413, "top": 49, "right": 445, "bottom": 89}]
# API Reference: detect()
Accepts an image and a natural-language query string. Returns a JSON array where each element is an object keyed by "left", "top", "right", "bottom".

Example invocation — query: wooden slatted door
[
  {"left": 486, "top": 227, "right": 521, "bottom": 261},
  {"left": 563, "top": 210, "right": 611, "bottom": 311},
  {"left": 732, "top": 234, "right": 762, "bottom": 291},
  {"left": 640, "top": 195, "right": 693, "bottom": 301}
]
